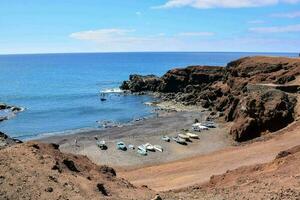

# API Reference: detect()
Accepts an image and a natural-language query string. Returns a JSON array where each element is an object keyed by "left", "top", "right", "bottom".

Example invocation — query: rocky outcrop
[
  {"left": 229, "top": 89, "right": 296, "bottom": 141},
  {"left": 0, "top": 142, "right": 155, "bottom": 200},
  {"left": 121, "top": 56, "right": 300, "bottom": 142},
  {"left": 0, "top": 103, "right": 23, "bottom": 122},
  {"left": 0, "top": 131, "right": 22, "bottom": 150}
]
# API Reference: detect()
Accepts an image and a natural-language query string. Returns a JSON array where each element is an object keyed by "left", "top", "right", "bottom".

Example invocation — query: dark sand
[{"left": 39, "top": 106, "right": 233, "bottom": 169}]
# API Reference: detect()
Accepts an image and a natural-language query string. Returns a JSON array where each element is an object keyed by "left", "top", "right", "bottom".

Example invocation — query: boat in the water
[
  {"left": 117, "top": 142, "right": 127, "bottom": 151},
  {"left": 137, "top": 145, "right": 147, "bottom": 156},
  {"left": 186, "top": 132, "right": 199, "bottom": 139},
  {"left": 178, "top": 133, "right": 189, "bottom": 140},
  {"left": 172, "top": 136, "right": 187, "bottom": 145},
  {"left": 161, "top": 135, "right": 170, "bottom": 142},
  {"left": 96, "top": 140, "right": 107, "bottom": 150},
  {"left": 153, "top": 145, "right": 163, "bottom": 152}
]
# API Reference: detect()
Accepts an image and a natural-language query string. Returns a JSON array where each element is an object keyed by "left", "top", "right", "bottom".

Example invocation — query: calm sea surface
[{"left": 0, "top": 52, "right": 297, "bottom": 139}]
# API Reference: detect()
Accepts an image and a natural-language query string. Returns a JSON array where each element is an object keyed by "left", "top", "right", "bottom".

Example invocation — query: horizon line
[{"left": 0, "top": 50, "right": 298, "bottom": 56}]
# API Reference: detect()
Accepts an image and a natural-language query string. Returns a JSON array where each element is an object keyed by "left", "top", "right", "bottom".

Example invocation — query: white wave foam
[{"left": 100, "top": 88, "right": 123, "bottom": 93}]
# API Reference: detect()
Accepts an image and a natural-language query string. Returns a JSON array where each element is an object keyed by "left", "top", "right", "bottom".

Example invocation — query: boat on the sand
[
  {"left": 96, "top": 140, "right": 107, "bottom": 150},
  {"left": 117, "top": 142, "right": 127, "bottom": 151},
  {"left": 137, "top": 145, "right": 147, "bottom": 156},
  {"left": 192, "top": 123, "right": 209, "bottom": 131},
  {"left": 186, "top": 132, "right": 199, "bottom": 139},
  {"left": 172, "top": 136, "right": 186, "bottom": 145},
  {"left": 201, "top": 121, "right": 216, "bottom": 128},
  {"left": 178, "top": 133, "right": 189, "bottom": 140},
  {"left": 128, "top": 144, "right": 135, "bottom": 150},
  {"left": 161, "top": 135, "right": 170, "bottom": 142},
  {"left": 153, "top": 145, "right": 163, "bottom": 152},
  {"left": 144, "top": 143, "right": 155, "bottom": 151}
]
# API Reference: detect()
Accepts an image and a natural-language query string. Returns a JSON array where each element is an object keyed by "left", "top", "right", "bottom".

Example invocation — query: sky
[{"left": 0, "top": 0, "right": 300, "bottom": 54}]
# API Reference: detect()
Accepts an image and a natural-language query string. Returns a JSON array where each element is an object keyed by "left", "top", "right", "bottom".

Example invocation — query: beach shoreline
[{"left": 38, "top": 101, "right": 234, "bottom": 169}]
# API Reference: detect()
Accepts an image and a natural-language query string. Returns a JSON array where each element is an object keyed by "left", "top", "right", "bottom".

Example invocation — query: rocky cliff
[
  {"left": 0, "top": 142, "right": 155, "bottom": 200},
  {"left": 121, "top": 56, "right": 300, "bottom": 142}
]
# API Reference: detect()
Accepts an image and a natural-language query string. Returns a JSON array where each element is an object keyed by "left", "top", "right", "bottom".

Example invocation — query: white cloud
[
  {"left": 70, "top": 29, "right": 136, "bottom": 43},
  {"left": 248, "top": 20, "right": 265, "bottom": 24},
  {"left": 271, "top": 11, "right": 300, "bottom": 18},
  {"left": 68, "top": 28, "right": 300, "bottom": 52},
  {"left": 249, "top": 24, "right": 300, "bottom": 33},
  {"left": 136, "top": 11, "right": 142, "bottom": 15},
  {"left": 154, "top": 0, "right": 300, "bottom": 9},
  {"left": 178, "top": 32, "right": 215, "bottom": 36}
]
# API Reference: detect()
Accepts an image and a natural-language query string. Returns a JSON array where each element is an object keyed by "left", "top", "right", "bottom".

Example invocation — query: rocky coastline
[
  {"left": 121, "top": 56, "right": 300, "bottom": 142},
  {"left": 0, "top": 103, "right": 24, "bottom": 122},
  {"left": 0, "top": 103, "right": 24, "bottom": 149},
  {"left": 1, "top": 56, "right": 300, "bottom": 199}
]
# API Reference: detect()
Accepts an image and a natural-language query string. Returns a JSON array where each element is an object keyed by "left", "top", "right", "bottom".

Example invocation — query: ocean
[{"left": 0, "top": 52, "right": 297, "bottom": 140}]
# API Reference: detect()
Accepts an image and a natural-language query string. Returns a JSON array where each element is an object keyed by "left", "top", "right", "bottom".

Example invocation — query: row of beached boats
[
  {"left": 96, "top": 140, "right": 163, "bottom": 156},
  {"left": 161, "top": 132, "right": 200, "bottom": 145},
  {"left": 192, "top": 121, "right": 216, "bottom": 131},
  {"left": 96, "top": 120, "right": 216, "bottom": 154}
]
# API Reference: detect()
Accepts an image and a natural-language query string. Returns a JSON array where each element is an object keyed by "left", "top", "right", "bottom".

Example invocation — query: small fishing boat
[
  {"left": 201, "top": 121, "right": 216, "bottom": 128},
  {"left": 138, "top": 145, "right": 147, "bottom": 152},
  {"left": 186, "top": 132, "right": 199, "bottom": 139},
  {"left": 178, "top": 133, "right": 189, "bottom": 140},
  {"left": 137, "top": 145, "right": 147, "bottom": 156},
  {"left": 172, "top": 136, "right": 186, "bottom": 145},
  {"left": 192, "top": 123, "right": 209, "bottom": 131},
  {"left": 137, "top": 149, "right": 147, "bottom": 156},
  {"left": 144, "top": 143, "right": 155, "bottom": 151},
  {"left": 128, "top": 144, "right": 135, "bottom": 150},
  {"left": 161, "top": 135, "right": 170, "bottom": 142},
  {"left": 96, "top": 140, "right": 107, "bottom": 150},
  {"left": 117, "top": 142, "right": 127, "bottom": 151},
  {"left": 153, "top": 145, "right": 163, "bottom": 152}
]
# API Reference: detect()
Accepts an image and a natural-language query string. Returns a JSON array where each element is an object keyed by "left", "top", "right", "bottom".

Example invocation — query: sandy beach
[{"left": 39, "top": 103, "right": 234, "bottom": 169}]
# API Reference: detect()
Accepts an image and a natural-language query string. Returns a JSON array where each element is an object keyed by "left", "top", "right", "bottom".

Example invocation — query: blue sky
[{"left": 0, "top": 0, "right": 300, "bottom": 54}]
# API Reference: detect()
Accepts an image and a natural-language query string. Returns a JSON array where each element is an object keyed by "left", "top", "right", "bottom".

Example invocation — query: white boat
[
  {"left": 128, "top": 144, "right": 135, "bottom": 150},
  {"left": 201, "top": 122, "right": 216, "bottom": 128},
  {"left": 186, "top": 132, "right": 199, "bottom": 139},
  {"left": 96, "top": 140, "right": 107, "bottom": 150},
  {"left": 137, "top": 146, "right": 147, "bottom": 156},
  {"left": 192, "top": 123, "right": 209, "bottom": 131},
  {"left": 172, "top": 136, "right": 186, "bottom": 145},
  {"left": 138, "top": 145, "right": 147, "bottom": 152},
  {"left": 153, "top": 145, "right": 163, "bottom": 152},
  {"left": 178, "top": 133, "right": 189, "bottom": 140},
  {"left": 161, "top": 135, "right": 170, "bottom": 142},
  {"left": 144, "top": 143, "right": 155, "bottom": 151},
  {"left": 117, "top": 141, "right": 127, "bottom": 151}
]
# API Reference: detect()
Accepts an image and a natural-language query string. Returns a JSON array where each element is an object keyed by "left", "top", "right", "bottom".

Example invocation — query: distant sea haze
[{"left": 0, "top": 52, "right": 297, "bottom": 140}]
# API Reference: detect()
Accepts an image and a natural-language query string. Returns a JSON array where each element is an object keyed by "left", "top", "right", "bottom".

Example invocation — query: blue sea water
[{"left": 0, "top": 52, "right": 297, "bottom": 140}]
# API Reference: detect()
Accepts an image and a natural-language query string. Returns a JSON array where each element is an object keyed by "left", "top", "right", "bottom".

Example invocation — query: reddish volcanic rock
[
  {"left": 121, "top": 56, "right": 300, "bottom": 142},
  {"left": 0, "top": 142, "right": 154, "bottom": 200}
]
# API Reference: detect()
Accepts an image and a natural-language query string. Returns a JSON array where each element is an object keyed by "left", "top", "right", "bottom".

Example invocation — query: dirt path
[{"left": 120, "top": 119, "right": 300, "bottom": 191}]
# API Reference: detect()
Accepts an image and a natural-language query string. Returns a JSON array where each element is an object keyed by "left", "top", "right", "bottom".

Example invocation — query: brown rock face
[
  {"left": 121, "top": 56, "right": 300, "bottom": 142},
  {"left": 0, "top": 142, "right": 154, "bottom": 200},
  {"left": 120, "top": 74, "right": 162, "bottom": 92}
]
